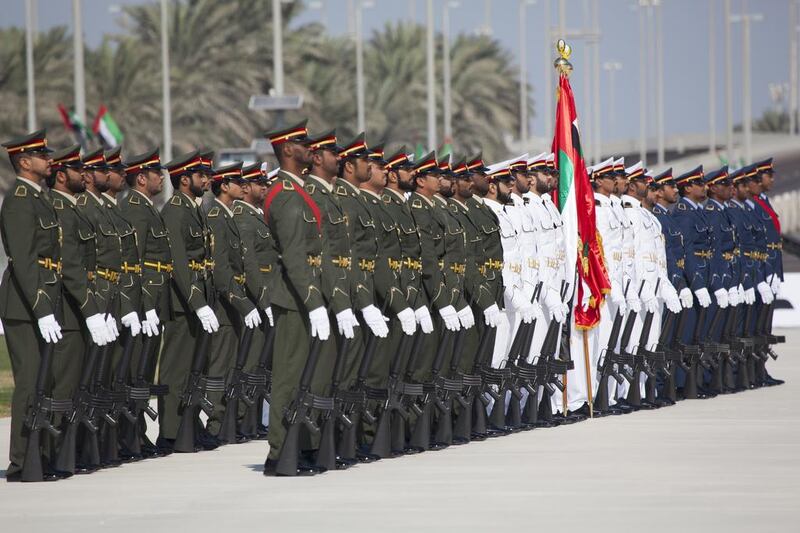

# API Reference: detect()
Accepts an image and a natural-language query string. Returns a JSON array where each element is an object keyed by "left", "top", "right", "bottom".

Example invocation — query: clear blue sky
[{"left": 3, "top": 0, "right": 794, "bottom": 142}]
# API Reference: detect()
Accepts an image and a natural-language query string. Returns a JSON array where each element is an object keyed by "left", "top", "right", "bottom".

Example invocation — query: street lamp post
[
  {"left": 603, "top": 62, "right": 622, "bottom": 141},
  {"left": 161, "top": 0, "right": 172, "bottom": 163},
  {"left": 654, "top": 0, "right": 665, "bottom": 165},
  {"left": 72, "top": 0, "right": 86, "bottom": 126},
  {"left": 426, "top": 0, "right": 436, "bottom": 150},
  {"left": 638, "top": 0, "right": 647, "bottom": 164},
  {"left": 709, "top": 0, "right": 716, "bottom": 154},
  {"left": 519, "top": 0, "right": 536, "bottom": 147},
  {"left": 731, "top": 9, "right": 763, "bottom": 164},
  {"left": 443, "top": 1, "right": 459, "bottom": 144},
  {"left": 724, "top": 0, "right": 733, "bottom": 161},
  {"left": 25, "top": 0, "right": 36, "bottom": 131}
]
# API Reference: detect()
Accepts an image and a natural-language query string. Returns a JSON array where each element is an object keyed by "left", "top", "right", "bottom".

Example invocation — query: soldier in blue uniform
[{"left": 672, "top": 166, "right": 715, "bottom": 398}]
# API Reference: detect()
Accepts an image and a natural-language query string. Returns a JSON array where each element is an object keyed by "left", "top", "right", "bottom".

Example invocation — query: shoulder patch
[
  {"left": 128, "top": 194, "right": 140, "bottom": 205},
  {"left": 52, "top": 198, "right": 64, "bottom": 210},
  {"left": 207, "top": 206, "right": 220, "bottom": 218},
  {"left": 704, "top": 204, "right": 714, "bottom": 211},
  {"left": 411, "top": 198, "right": 423, "bottom": 209},
  {"left": 14, "top": 185, "right": 27, "bottom": 197},
  {"left": 381, "top": 193, "right": 391, "bottom": 204},
  {"left": 334, "top": 185, "right": 348, "bottom": 196},
  {"left": 170, "top": 195, "right": 182, "bottom": 206},
  {"left": 76, "top": 194, "right": 88, "bottom": 206},
  {"left": 304, "top": 183, "right": 316, "bottom": 195},
  {"left": 677, "top": 202, "right": 687, "bottom": 211},
  {"left": 281, "top": 178, "right": 295, "bottom": 191},
  {"left": 232, "top": 204, "right": 243, "bottom": 215}
]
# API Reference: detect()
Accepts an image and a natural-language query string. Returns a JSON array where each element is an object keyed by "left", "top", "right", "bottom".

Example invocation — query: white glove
[
  {"left": 37, "top": 314, "right": 63, "bottom": 344},
  {"left": 414, "top": 306, "right": 434, "bottom": 334},
  {"left": 660, "top": 284, "right": 682, "bottom": 314},
  {"left": 679, "top": 287, "right": 693, "bottom": 309},
  {"left": 120, "top": 311, "right": 141, "bottom": 337},
  {"left": 457, "top": 306, "right": 475, "bottom": 329},
  {"left": 728, "top": 286, "right": 741, "bottom": 307},
  {"left": 141, "top": 308, "right": 160, "bottom": 337},
  {"left": 543, "top": 287, "right": 565, "bottom": 323},
  {"left": 744, "top": 287, "right": 756, "bottom": 305},
  {"left": 626, "top": 295, "right": 642, "bottom": 314},
  {"left": 396, "top": 307, "right": 417, "bottom": 336},
  {"left": 105, "top": 314, "right": 120, "bottom": 341},
  {"left": 642, "top": 295, "right": 659, "bottom": 314},
  {"left": 694, "top": 288, "right": 712, "bottom": 308},
  {"left": 86, "top": 313, "right": 109, "bottom": 346},
  {"left": 308, "top": 306, "right": 331, "bottom": 340},
  {"left": 335, "top": 308, "right": 357, "bottom": 339},
  {"left": 361, "top": 304, "right": 390, "bottom": 338},
  {"left": 519, "top": 301, "right": 542, "bottom": 324},
  {"left": 438, "top": 305, "right": 461, "bottom": 332},
  {"left": 610, "top": 282, "right": 626, "bottom": 309},
  {"left": 265, "top": 307, "right": 274, "bottom": 327},
  {"left": 244, "top": 308, "right": 262, "bottom": 329},
  {"left": 713, "top": 288, "right": 729, "bottom": 309},
  {"left": 757, "top": 281, "right": 774, "bottom": 304},
  {"left": 770, "top": 276, "right": 782, "bottom": 297},
  {"left": 483, "top": 303, "right": 501, "bottom": 328},
  {"left": 195, "top": 305, "right": 220, "bottom": 334}
]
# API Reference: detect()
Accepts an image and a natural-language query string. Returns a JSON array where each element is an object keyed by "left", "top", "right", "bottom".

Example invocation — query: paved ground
[{"left": 1, "top": 330, "right": 799, "bottom": 533}]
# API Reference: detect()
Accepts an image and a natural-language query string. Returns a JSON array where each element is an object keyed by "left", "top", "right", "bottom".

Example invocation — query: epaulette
[
  {"left": 170, "top": 195, "right": 182, "bottom": 206},
  {"left": 304, "top": 183, "right": 316, "bottom": 195},
  {"left": 52, "top": 198, "right": 64, "bottom": 210},
  {"left": 281, "top": 178, "right": 294, "bottom": 191},
  {"left": 448, "top": 203, "right": 459, "bottom": 213},
  {"left": 128, "top": 194, "right": 140, "bottom": 205},
  {"left": 232, "top": 204, "right": 243, "bottom": 215},
  {"left": 704, "top": 203, "right": 714, "bottom": 211},
  {"left": 411, "top": 198, "right": 423, "bottom": 209},
  {"left": 381, "top": 193, "right": 391, "bottom": 204},
  {"left": 334, "top": 185, "right": 348, "bottom": 196},
  {"left": 76, "top": 194, "right": 87, "bottom": 207},
  {"left": 677, "top": 202, "right": 687, "bottom": 211},
  {"left": 13, "top": 185, "right": 27, "bottom": 197},
  {"left": 207, "top": 206, "right": 220, "bottom": 218},
  {"left": 595, "top": 199, "right": 601, "bottom": 206}
]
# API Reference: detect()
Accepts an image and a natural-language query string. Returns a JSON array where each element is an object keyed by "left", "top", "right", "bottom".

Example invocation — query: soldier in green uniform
[
  {"left": 47, "top": 146, "right": 113, "bottom": 474},
  {"left": 261, "top": 121, "right": 329, "bottom": 476},
  {"left": 233, "top": 162, "right": 279, "bottom": 440},
  {"left": 1, "top": 130, "right": 65, "bottom": 481},
  {"left": 157, "top": 151, "right": 220, "bottom": 451},
  {"left": 205, "top": 162, "right": 262, "bottom": 442},
  {"left": 120, "top": 149, "right": 173, "bottom": 458}
]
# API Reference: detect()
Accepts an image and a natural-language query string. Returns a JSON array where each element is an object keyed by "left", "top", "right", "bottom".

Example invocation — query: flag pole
[{"left": 582, "top": 329, "right": 594, "bottom": 418}]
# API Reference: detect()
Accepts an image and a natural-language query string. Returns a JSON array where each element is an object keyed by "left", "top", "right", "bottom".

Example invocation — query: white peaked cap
[
  {"left": 268, "top": 167, "right": 280, "bottom": 179},
  {"left": 260, "top": 162, "right": 269, "bottom": 174},
  {"left": 592, "top": 156, "right": 615, "bottom": 174},
  {"left": 545, "top": 153, "right": 555, "bottom": 164},
  {"left": 625, "top": 161, "right": 643, "bottom": 175},
  {"left": 486, "top": 161, "right": 510, "bottom": 174},
  {"left": 528, "top": 152, "right": 548, "bottom": 166}
]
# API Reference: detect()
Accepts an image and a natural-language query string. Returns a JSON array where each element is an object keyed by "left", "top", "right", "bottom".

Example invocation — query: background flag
[
  {"left": 92, "top": 105, "right": 124, "bottom": 148},
  {"left": 57, "top": 103, "right": 94, "bottom": 149},
  {"left": 551, "top": 72, "right": 610, "bottom": 329}
]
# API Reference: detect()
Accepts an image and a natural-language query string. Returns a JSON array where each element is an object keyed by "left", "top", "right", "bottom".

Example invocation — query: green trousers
[
  {"left": 267, "top": 306, "right": 311, "bottom": 461},
  {"left": 205, "top": 324, "right": 237, "bottom": 435},
  {"left": 158, "top": 313, "right": 200, "bottom": 440}
]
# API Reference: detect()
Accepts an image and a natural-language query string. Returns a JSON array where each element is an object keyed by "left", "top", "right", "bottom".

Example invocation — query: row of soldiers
[{"left": 1, "top": 122, "right": 784, "bottom": 481}]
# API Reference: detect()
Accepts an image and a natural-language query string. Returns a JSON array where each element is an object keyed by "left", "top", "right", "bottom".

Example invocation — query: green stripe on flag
[{"left": 557, "top": 149, "right": 574, "bottom": 213}]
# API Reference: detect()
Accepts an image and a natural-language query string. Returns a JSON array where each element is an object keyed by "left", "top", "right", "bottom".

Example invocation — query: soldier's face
[
  {"left": 614, "top": 175, "right": 627, "bottom": 195},
  {"left": 662, "top": 184, "right": 678, "bottom": 203},
  {"left": 226, "top": 181, "right": 245, "bottom": 200},
  {"left": 760, "top": 172, "right": 774, "bottom": 191},
  {"left": 496, "top": 181, "right": 512, "bottom": 204},
  {"left": 20, "top": 152, "right": 51, "bottom": 180},
  {"left": 455, "top": 176, "right": 472, "bottom": 198},
  {"left": 65, "top": 167, "right": 86, "bottom": 194},
  {"left": 396, "top": 168, "right": 415, "bottom": 192},
  {"left": 416, "top": 173, "right": 438, "bottom": 195},
  {"left": 145, "top": 169, "right": 163, "bottom": 195},
  {"left": 368, "top": 161, "right": 387, "bottom": 188},
  {"left": 746, "top": 179, "right": 762, "bottom": 196},
  {"left": 512, "top": 171, "right": 530, "bottom": 193},
  {"left": 597, "top": 176, "right": 615, "bottom": 195},
  {"left": 469, "top": 172, "right": 489, "bottom": 196},
  {"left": 735, "top": 182, "right": 750, "bottom": 200},
  {"left": 319, "top": 149, "right": 339, "bottom": 176},
  {"left": 106, "top": 169, "right": 125, "bottom": 193},
  {"left": 533, "top": 172, "right": 551, "bottom": 194},
  {"left": 354, "top": 157, "right": 370, "bottom": 182},
  {"left": 188, "top": 171, "right": 205, "bottom": 197},
  {"left": 89, "top": 169, "right": 110, "bottom": 192},
  {"left": 438, "top": 176, "right": 454, "bottom": 197}
]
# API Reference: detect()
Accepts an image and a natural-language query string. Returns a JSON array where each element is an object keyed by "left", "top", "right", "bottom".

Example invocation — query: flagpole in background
[
  {"left": 72, "top": 0, "right": 86, "bottom": 127},
  {"left": 25, "top": 0, "right": 36, "bottom": 131}
]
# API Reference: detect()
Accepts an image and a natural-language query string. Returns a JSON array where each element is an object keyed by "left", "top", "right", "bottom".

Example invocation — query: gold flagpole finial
[{"left": 554, "top": 39, "right": 573, "bottom": 77}]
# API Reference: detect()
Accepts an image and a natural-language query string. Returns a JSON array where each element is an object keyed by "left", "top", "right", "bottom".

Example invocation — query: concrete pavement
[{"left": 1, "top": 329, "right": 799, "bottom": 533}]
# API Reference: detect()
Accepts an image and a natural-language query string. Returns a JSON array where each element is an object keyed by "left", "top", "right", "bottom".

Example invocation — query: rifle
[
  {"left": 316, "top": 335, "right": 353, "bottom": 469},
  {"left": 218, "top": 327, "right": 255, "bottom": 444},
  {"left": 173, "top": 331, "right": 224, "bottom": 452},
  {"left": 431, "top": 328, "right": 467, "bottom": 446},
  {"left": 274, "top": 336, "right": 332, "bottom": 476},
  {"left": 658, "top": 309, "right": 690, "bottom": 403},
  {"left": 21, "top": 291, "right": 72, "bottom": 482},
  {"left": 240, "top": 320, "right": 277, "bottom": 437},
  {"left": 369, "top": 330, "right": 422, "bottom": 458},
  {"left": 101, "top": 327, "right": 137, "bottom": 463},
  {"left": 454, "top": 325, "right": 496, "bottom": 441},
  {"left": 594, "top": 280, "right": 633, "bottom": 413},
  {"left": 505, "top": 282, "right": 544, "bottom": 430},
  {"left": 408, "top": 329, "right": 454, "bottom": 451},
  {"left": 681, "top": 302, "right": 708, "bottom": 399},
  {"left": 533, "top": 282, "right": 573, "bottom": 425},
  {"left": 626, "top": 280, "right": 666, "bottom": 408}
]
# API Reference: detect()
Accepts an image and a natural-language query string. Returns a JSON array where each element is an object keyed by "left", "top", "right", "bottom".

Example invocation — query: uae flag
[
  {"left": 551, "top": 72, "right": 610, "bottom": 329},
  {"left": 57, "top": 103, "right": 94, "bottom": 149},
  {"left": 92, "top": 105, "right": 124, "bottom": 148}
]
